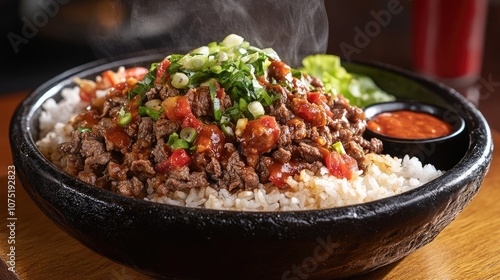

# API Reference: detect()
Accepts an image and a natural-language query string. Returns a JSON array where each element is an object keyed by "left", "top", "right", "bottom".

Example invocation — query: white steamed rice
[{"left": 36, "top": 86, "right": 443, "bottom": 211}]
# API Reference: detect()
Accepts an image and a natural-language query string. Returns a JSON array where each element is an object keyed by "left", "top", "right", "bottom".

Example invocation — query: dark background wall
[
  {"left": 1, "top": 0, "right": 498, "bottom": 96},
  {"left": 0, "top": 0, "right": 413, "bottom": 94}
]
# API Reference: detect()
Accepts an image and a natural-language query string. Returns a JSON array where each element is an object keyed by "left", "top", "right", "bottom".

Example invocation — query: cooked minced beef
[{"left": 52, "top": 40, "right": 382, "bottom": 199}]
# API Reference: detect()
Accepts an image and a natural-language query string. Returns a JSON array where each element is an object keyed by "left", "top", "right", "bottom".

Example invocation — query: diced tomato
[
  {"left": 114, "top": 81, "right": 128, "bottom": 91},
  {"left": 124, "top": 67, "right": 149, "bottom": 81},
  {"left": 239, "top": 116, "right": 280, "bottom": 155},
  {"left": 79, "top": 89, "right": 96, "bottom": 102},
  {"left": 216, "top": 86, "right": 226, "bottom": 99},
  {"left": 323, "top": 150, "right": 358, "bottom": 180},
  {"left": 162, "top": 96, "right": 192, "bottom": 121},
  {"left": 268, "top": 161, "right": 302, "bottom": 188},
  {"left": 101, "top": 70, "right": 121, "bottom": 87},
  {"left": 181, "top": 113, "right": 204, "bottom": 132},
  {"left": 238, "top": 116, "right": 280, "bottom": 166},
  {"left": 268, "top": 60, "right": 291, "bottom": 82},
  {"left": 306, "top": 91, "right": 325, "bottom": 104},
  {"left": 257, "top": 76, "right": 271, "bottom": 87},
  {"left": 307, "top": 92, "right": 333, "bottom": 118},
  {"left": 194, "top": 124, "right": 226, "bottom": 158},
  {"left": 105, "top": 124, "right": 132, "bottom": 152},
  {"left": 292, "top": 98, "right": 327, "bottom": 126},
  {"left": 156, "top": 59, "right": 171, "bottom": 85},
  {"left": 156, "top": 149, "right": 192, "bottom": 173}
]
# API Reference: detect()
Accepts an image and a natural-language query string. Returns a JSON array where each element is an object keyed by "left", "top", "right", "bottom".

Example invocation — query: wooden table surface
[{"left": 0, "top": 92, "right": 498, "bottom": 280}]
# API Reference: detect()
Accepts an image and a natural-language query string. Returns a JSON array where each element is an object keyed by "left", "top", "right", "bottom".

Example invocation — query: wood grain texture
[{"left": 1, "top": 94, "right": 499, "bottom": 279}]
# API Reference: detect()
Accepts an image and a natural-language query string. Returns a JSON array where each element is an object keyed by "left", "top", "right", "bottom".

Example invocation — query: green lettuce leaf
[{"left": 300, "top": 54, "right": 395, "bottom": 107}]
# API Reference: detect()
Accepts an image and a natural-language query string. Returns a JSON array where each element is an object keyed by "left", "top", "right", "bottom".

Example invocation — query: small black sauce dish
[{"left": 363, "top": 101, "right": 468, "bottom": 170}]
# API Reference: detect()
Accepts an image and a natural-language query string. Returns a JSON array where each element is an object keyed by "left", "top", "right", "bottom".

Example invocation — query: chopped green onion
[
  {"left": 208, "top": 81, "right": 222, "bottom": 121},
  {"left": 238, "top": 98, "right": 247, "bottom": 111},
  {"left": 221, "top": 124, "right": 235, "bottom": 138},
  {"left": 180, "top": 127, "right": 198, "bottom": 144},
  {"left": 188, "top": 55, "right": 208, "bottom": 70},
  {"left": 167, "top": 131, "right": 192, "bottom": 150},
  {"left": 208, "top": 80, "right": 217, "bottom": 98},
  {"left": 130, "top": 34, "right": 288, "bottom": 119},
  {"left": 221, "top": 34, "right": 244, "bottom": 48},
  {"left": 332, "top": 141, "right": 346, "bottom": 155},
  {"left": 213, "top": 99, "right": 222, "bottom": 120},
  {"left": 218, "top": 52, "right": 229, "bottom": 62},
  {"left": 291, "top": 68, "right": 302, "bottom": 79},
  {"left": 171, "top": 72, "right": 189, "bottom": 89},
  {"left": 138, "top": 106, "right": 162, "bottom": 121},
  {"left": 240, "top": 41, "right": 250, "bottom": 49},
  {"left": 220, "top": 116, "right": 231, "bottom": 125},
  {"left": 144, "top": 99, "right": 162, "bottom": 111},
  {"left": 189, "top": 71, "right": 212, "bottom": 86},
  {"left": 172, "top": 138, "right": 190, "bottom": 150},
  {"left": 258, "top": 88, "right": 278, "bottom": 106},
  {"left": 237, "top": 48, "right": 248, "bottom": 55},
  {"left": 260, "top": 48, "right": 279, "bottom": 61},
  {"left": 224, "top": 104, "right": 244, "bottom": 122},
  {"left": 210, "top": 65, "right": 223, "bottom": 74},
  {"left": 129, "top": 63, "right": 157, "bottom": 100},
  {"left": 77, "top": 127, "right": 91, "bottom": 133},
  {"left": 248, "top": 101, "right": 265, "bottom": 118},
  {"left": 118, "top": 107, "right": 132, "bottom": 126},
  {"left": 166, "top": 133, "right": 179, "bottom": 146},
  {"left": 190, "top": 46, "right": 209, "bottom": 56}
]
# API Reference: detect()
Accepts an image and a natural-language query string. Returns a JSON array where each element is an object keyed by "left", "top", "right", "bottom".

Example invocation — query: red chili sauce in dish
[{"left": 367, "top": 110, "right": 453, "bottom": 139}]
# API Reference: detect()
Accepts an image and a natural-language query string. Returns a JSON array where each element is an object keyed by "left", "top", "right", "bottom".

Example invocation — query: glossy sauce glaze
[{"left": 367, "top": 110, "right": 453, "bottom": 139}]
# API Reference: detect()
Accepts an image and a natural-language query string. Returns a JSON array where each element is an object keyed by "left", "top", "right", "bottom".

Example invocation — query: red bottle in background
[{"left": 412, "top": 0, "right": 488, "bottom": 87}]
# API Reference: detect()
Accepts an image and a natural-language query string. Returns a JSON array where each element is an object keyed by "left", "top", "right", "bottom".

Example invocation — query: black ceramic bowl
[
  {"left": 363, "top": 101, "right": 467, "bottom": 171},
  {"left": 10, "top": 54, "right": 493, "bottom": 280}
]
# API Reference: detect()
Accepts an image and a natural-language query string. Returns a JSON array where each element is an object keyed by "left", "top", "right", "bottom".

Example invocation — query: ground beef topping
[{"left": 53, "top": 34, "right": 383, "bottom": 198}]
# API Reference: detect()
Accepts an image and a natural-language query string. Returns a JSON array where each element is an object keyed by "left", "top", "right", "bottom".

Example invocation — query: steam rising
[{"left": 89, "top": 0, "right": 328, "bottom": 67}]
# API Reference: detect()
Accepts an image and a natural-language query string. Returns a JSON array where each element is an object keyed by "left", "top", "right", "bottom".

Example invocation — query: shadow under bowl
[
  {"left": 363, "top": 101, "right": 468, "bottom": 170},
  {"left": 9, "top": 54, "right": 494, "bottom": 279}
]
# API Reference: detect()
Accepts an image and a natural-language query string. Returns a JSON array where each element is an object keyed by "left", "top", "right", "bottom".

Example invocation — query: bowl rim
[
  {"left": 363, "top": 100, "right": 466, "bottom": 143},
  {"left": 10, "top": 52, "right": 494, "bottom": 219}
]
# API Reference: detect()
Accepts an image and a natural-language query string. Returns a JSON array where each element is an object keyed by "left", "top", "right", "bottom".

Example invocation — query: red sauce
[
  {"left": 105, "top": 125, "right": 131, "bottom": 151},
  {"left": 268, "top": 60, "right": 291, "bottom": 82},
  {"left": 194, "top": 124, "right": 226, "bottom": 159},
  {"left": 292, "top": 97, "right": 327, "bottom": 127},
  {"left": 268, "top": 161, "right": 304, "bottom": 188},
  {"left": 367, "top": 110, "right": 453, "bottom": 139},
  {"left": 75, "top": 110, "right": 100, "bottom": 127},
  {"left": 127, "top": 95, "right": 142, "bottom": 123},
  {"left": 239, "top": 116, "right": 280, "bottom": 166}
]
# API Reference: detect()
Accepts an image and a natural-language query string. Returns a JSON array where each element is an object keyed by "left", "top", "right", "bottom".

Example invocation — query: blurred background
[{"left": 1, "top": 0, "right": 499, "bottom": 129}]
